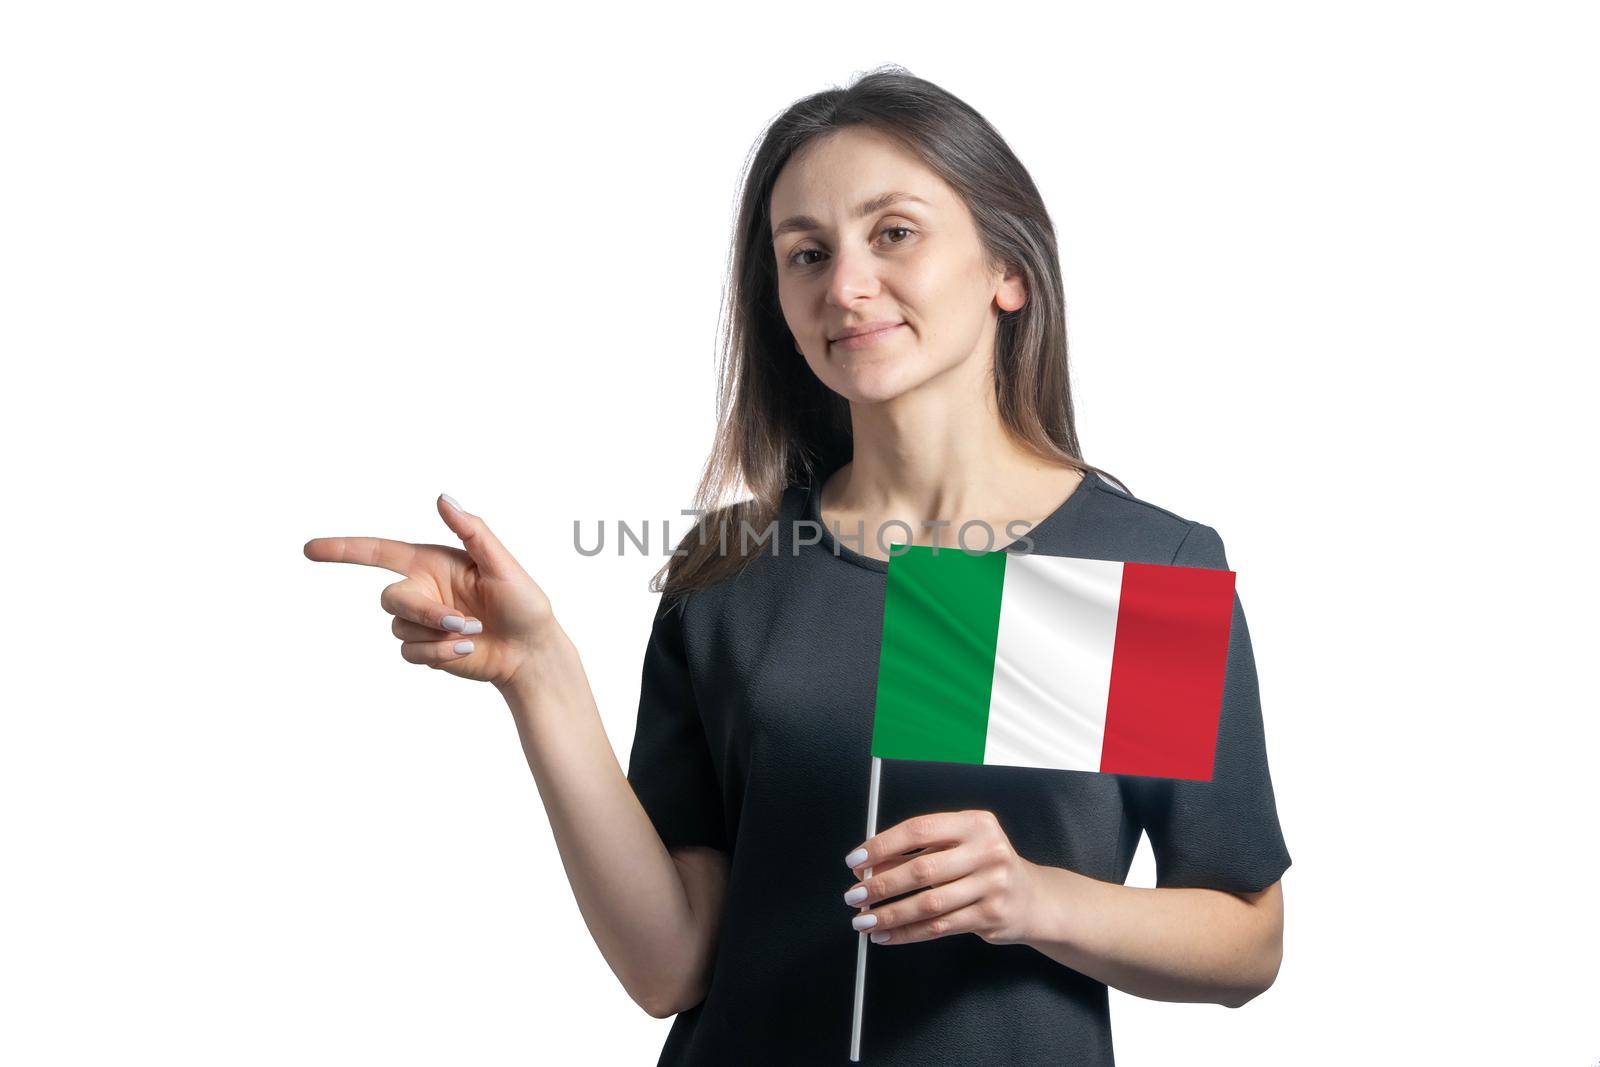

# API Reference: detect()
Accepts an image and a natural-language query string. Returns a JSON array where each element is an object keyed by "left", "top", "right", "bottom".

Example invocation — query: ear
[{"left": 996, "top": 266, "right": 1027, "bottom": 313}]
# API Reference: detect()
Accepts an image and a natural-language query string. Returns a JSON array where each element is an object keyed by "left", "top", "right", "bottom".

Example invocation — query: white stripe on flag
[{"left": 984, "top": 554, "right": 1125, "bottom": 770}]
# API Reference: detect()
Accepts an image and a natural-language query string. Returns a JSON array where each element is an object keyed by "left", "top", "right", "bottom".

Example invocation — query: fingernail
[
  {"left": 462, "top": 619, "right": 483, "bottom": 635},
  {"left": 441, "top": 493, "right": 464, "bottom": 512},
  {"left": 453, "top": 641, "right": 474, "bottom": 655},
  {"left": 851, "top": 914, "right": 877, "bottom": 931},
  {"left": 441, "top": 615, "right": 466, "bottom": 632},
  {"left": 843, "top": 886, "right": 868, "bottom": 906},
  {"left": 870, "top": 932, "right": 890, "bottom": 944},
  {"left": 844, "top": 848, "right": 868, "bottom": 867}
]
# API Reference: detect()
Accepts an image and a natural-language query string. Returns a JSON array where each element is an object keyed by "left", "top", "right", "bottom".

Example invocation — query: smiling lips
[{"left": 830, "top": 322, "right": 905, "bottom": 350}]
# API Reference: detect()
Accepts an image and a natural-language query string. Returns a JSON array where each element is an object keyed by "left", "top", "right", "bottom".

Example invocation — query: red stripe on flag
[{"left": 1098, "top": 561, "right": 1236, "bottom": 781}]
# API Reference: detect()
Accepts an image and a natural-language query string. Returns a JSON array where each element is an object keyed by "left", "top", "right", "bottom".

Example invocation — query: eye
[{"left": 785, "top": 224, "right": 917, "bottom": 269}]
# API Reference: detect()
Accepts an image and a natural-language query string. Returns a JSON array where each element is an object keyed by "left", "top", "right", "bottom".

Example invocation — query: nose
[{"left": 825, "top": 243, "right": 881, "bottom": 308}]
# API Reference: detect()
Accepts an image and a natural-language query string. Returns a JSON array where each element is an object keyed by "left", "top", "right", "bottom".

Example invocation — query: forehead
[{"left": 769, "top": 127, "right": 951, "bottom": 222}]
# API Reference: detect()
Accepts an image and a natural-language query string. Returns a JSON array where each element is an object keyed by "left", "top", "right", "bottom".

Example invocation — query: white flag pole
[{"left": 849, "top": 754, "right": 883, "bottom": 1062}]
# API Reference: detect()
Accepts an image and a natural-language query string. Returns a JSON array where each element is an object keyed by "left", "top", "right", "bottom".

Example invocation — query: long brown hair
[{"left": 652, "top": 64, "right": 1127, "bottom": 604}]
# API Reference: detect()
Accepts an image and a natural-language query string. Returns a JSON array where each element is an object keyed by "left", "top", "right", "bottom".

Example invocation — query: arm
[
  {"left": 842, "top": 810, "right": 1282, "bottom": 1009},
  {"left": 500, "top": 628, "right": 727, "bottom": 1018},
  {"left": 1020, "top": 866, "right": 1283, "bottom": 1008},
  {"left": 305, "top": 499, "right": 726, "bottom": 1018}
]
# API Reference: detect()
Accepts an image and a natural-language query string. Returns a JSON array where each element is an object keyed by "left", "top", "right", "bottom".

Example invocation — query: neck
[{"left": 830, "top": 348, "right": 1063, "bottom": 519}]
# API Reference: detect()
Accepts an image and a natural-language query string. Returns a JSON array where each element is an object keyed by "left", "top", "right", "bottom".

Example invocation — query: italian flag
[{"left": 871, "top": 545, "right": 1237, "bottom": 781}]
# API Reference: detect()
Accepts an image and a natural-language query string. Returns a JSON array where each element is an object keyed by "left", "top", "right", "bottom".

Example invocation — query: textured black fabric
[{"left": 624, "top": 468, "right": 1292, "bottom": 1065}]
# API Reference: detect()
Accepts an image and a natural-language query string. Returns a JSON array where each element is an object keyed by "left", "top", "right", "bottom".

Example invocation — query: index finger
[
  {"left": 845, "top": 811, "right": 978, "bottom": 872},
  {"left": 303, "top": 536, "right": 422, "bottom": 575}
]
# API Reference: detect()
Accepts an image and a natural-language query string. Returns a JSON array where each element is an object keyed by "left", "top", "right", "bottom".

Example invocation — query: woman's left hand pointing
[{"left": 841, "top": 809, "right": 1043, "bottom": 946}]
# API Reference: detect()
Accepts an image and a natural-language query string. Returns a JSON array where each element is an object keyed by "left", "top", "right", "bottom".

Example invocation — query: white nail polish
[
  {"left": 843, "top": 886, "right": 868, "bottom": 906},
  {"left": 453, "top": 641, "right": 474, "bottom": 655},
  {"left": 441, "top": 615, "right": 465, "bottom": 632},
  {"left": 870, "top": 932, "right": 890, "bottom": 944},
  {"left": 851, "top": 914, "right": 877, "bottom": 931},
  {"left": 441, "top": 493, "right": 463, "bottom": 512},
  {"left": 844, "top": 848, "right": 868, "bottom": 867},
  {"left": 462, "top": 619, "right": 483, "bottom": 635}
]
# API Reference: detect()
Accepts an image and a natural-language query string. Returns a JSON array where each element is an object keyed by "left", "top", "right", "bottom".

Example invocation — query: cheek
[
  {"left": 777, "top": 279, "right": 824, "bottom": 349},
  {"left": 894, "top": 262, "right": 968, "bottom": 336},
  {"left": 775, "top": 281, "right": 796, "bottom": 329},
  {"left": 912, "top": 260, "right": 997, "bottom": 349}
]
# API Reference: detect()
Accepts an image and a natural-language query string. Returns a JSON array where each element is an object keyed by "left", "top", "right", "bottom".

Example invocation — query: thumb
[{"left": 436, "top": 493, "right": 524, "bottom": 580}]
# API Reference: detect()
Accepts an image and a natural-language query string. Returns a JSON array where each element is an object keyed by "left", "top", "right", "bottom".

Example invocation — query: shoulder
[{"left": 1069, "top": 472, "right": 1228, "bottom": 569}]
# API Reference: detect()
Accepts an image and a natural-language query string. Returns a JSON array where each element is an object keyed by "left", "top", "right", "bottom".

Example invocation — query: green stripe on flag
[{"left": 871, "top": 545, "right": 1008, "bottom": 763}]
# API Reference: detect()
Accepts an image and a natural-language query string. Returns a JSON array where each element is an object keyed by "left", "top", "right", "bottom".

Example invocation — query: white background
[{"left": 3, "top": 2, "right": 1596, "bottom": 1063}]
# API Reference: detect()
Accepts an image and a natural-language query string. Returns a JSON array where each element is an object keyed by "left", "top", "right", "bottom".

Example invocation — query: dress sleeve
[
  {"left": 624, "top": 592, "right": 730, "bottom": 853},
  {"left": 1118, "top": 523, "right": 1292, "bottom": 893}
]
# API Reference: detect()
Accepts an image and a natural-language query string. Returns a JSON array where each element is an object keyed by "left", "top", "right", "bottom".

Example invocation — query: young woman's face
[{"left": 769, "top": 125, "right": 1024, "bottom": 405}]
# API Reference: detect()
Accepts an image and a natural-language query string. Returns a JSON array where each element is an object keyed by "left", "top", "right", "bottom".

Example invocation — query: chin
[{"left": 824, "top": 364, "right": 927, "bottom": 405}]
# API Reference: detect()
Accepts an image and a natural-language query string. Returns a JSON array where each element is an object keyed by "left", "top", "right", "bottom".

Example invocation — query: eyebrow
[{"left": 771, "top": 191, "right": 930, "bottom": 240}]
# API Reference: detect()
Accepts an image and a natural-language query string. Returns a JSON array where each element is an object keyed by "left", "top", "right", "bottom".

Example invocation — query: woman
[{"left": 305, "top": 66, "right": 1291, "bottom": 1065}]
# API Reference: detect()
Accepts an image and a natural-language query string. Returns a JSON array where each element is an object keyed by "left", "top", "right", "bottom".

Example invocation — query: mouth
[{"left": 829, "top": 322, "right": 906, "bottom": 348}]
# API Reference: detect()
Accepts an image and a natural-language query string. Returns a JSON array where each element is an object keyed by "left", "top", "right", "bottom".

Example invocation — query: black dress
[{"left": 625, "top": 468, "right": 1292, "bottom": 1065}]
